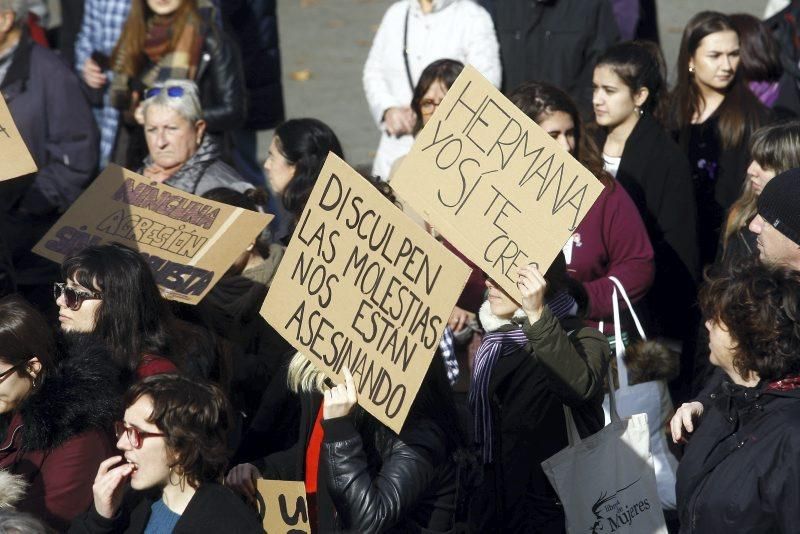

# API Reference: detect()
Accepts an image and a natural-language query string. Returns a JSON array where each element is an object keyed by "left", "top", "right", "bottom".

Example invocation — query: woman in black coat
[
  {"left": 467, "top": 255, "right": 609, "bottom": 533},
  {"left": 676, "top": 262, "right": 800, "bottom": 533},
  {"left": 592, "top": 41, "right": 698, "bottom": 342},
  {"left": 71, "top": 375, "right": 262, "bottom": 534},
  {"left": 226, "top": 353, "right": 464, "bottom": 533}
]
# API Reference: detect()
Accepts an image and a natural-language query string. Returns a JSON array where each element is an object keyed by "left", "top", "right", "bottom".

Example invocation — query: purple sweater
[{"left": 564, "top": 182, "right": 654, "bottom": 332}]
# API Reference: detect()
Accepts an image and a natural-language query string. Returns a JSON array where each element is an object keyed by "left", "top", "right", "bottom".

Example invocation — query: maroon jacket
[
  {"left": 563, "top": 181, "right": 654, "bottom": 333},
  {"left": 0, "top": 351, "right": 121, "bottom": 531}
]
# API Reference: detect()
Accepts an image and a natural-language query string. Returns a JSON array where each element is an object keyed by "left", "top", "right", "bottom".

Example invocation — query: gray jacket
[{"left": 140, "top": 135, "right": 252, "bottom": 196}]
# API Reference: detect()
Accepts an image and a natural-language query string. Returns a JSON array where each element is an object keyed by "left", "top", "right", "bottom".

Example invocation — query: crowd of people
[{"left": 0, "top": 0, "right": 799, "bottom": 532}]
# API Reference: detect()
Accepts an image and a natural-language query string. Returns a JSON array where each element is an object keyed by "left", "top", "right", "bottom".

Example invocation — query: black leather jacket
[
  {"left": 195, "top": 17, "right": 246, "bottom": 133},
  {"left": 258, "top": 394, "right": 457, "bottom": 533}
]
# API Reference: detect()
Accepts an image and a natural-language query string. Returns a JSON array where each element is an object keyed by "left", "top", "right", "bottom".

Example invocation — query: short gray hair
[
  {"left": 142, "top": 79, "right": 203, "bottom": 124},
  {"left": 0, "top": 0, "right": 28, "bottom": 26},
  {"left": 0, "top": 510, "right": 51, "bottom": 534}
]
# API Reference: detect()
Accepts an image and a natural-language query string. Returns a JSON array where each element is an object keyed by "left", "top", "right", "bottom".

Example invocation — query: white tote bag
[
  {"left": 600, "top": 276, "right": 678, "bottom": 511},
  {"left": 541, "top": 294, "right": 668, "bottom": 533}
]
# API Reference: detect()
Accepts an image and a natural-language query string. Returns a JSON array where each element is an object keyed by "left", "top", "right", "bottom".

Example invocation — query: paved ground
[{"left": 270, "top": 0, "right": 767, "bottom": 172}]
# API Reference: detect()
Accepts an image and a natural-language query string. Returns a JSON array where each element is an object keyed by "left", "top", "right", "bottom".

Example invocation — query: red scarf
[{"left": 766, "top": 375, "right": 800, "bottom": 391}]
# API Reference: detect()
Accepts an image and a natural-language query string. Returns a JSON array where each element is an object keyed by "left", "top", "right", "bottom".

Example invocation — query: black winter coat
[
  {"left": 220, "top": 0, "right": 284, "bottom": 130},
  {"left": 257, "top": 394, "right": 457, "bottom": 533},
  {"left": 69, "top": 483, "right": 263, "bottom": 533},
  {"left": 595, "top": 114, "right": 698, "bottom": 339},
  {"left": 469, "top": 308, "right": 609, "bottom": 533},
  {"left": 491, "top": 0, "right": 619, "bottom": 113},
  {"left": 0, "top": 30, "right": 98, "bottom": 215},
  {"left": 676, "top": 380, "right": 800, "bottom": 533}
]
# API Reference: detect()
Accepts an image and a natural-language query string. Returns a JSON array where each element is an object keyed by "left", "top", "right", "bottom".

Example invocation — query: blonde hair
[
  {"left": 723, "top": 120, "right": 800, "bottom": 248},
  {"left": 286, "top": 352, "right": 327, "bottom": 394}
]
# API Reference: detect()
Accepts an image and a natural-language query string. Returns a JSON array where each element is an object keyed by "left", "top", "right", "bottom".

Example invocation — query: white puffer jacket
[{"left": 363, "top": 0, "right": 501, "bottom": 179}]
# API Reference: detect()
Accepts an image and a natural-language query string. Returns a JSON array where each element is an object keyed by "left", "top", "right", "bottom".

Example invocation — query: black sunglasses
[
  {"left": 0, "top": 364, "right": 22, "bottom": 382},
  {"left": 53, "top": 282, "right": 102, "bottom": 311},
  {"left": 144, "top": 86, "right": 185, "bottom": 100}
]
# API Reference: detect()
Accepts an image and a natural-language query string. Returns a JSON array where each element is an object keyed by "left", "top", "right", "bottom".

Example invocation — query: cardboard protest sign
[
  {"left": 0, "top": 93, "right": 37, "bottom": 181},
  {"left": 255, "top": 480, "right": 310, "bottom": 534},
  {"left": 391, "top": 65, "right": 605, "bottom": 299},
  {"left": 261, "top": 153, "right": 470, "bottom": 433},
  {"left": 33, "top": 164, "right": 272, "bottom": 305}
]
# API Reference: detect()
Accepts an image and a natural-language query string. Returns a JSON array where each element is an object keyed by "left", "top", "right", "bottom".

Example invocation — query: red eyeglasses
[
  {"left": 115, "top": 421, "right": 165, "bottom": 449},
  {"left": 53, "top": 282, "right": 102, "bottom": 311}
]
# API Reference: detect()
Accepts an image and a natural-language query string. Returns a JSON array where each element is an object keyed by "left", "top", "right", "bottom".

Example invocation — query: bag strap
[
  {"left": 562, "top": 327, "right": 622, "bottom": 446},
  {"left": 402, "top": 7, "right": 415, "bottom": 93}
]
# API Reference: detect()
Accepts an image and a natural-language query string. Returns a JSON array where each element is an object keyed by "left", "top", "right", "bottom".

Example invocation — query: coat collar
[{"left": 0, "top": 30, "right": 33, "bottom": 100}]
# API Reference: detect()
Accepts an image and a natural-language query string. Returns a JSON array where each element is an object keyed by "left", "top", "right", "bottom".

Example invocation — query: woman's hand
[
  {"left": 82, "top": 58, "right": 108, "bottom": 89},
  {"left": 92, "top": 456, "right": 133, "bottom": 519},
  {"left": 225, "top": 463, "right": 261, "bottom": 503},
  {"left": 448, "top": 306, "right": 475, "bottom": 333},
  {"left": 323, "top": 366, "right": 358, "bottom": 420},
  {"left": 518, "top": 263, "right": 547, "bottom": 324},
  {"left": 383, "top": 106, "right": 416, "bottom": 137},
  {"left": 670, "top": 401, "right": 704, "bottom": 444}
]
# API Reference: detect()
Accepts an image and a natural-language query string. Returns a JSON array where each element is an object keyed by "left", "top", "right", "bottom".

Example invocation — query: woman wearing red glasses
[
  {"left": 71, "top": 374, "right": 261, "bottom": 533},
  {"left": 0, "top": 294, "right": 120, "bottom": 531}
]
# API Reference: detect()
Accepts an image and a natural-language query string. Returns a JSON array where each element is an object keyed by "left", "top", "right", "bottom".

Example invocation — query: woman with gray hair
[{"left": 138, "top": 79, "right": 252, "bottom": 196}]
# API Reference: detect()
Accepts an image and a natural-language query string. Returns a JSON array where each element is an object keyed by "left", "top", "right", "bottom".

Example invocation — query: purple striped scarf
[{"left": 470, "top": 291, "right": 576, "bottom": 463}]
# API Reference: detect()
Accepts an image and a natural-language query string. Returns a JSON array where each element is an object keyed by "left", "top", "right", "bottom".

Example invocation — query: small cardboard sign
[
  {"left": 261, "top": 153, "right": 469, "bottom": 433},
  {"left": 0, "top": 93, "right": 37, "bottom": 181},
  {"left": 33, "top": 164, "right": 272, "bottom": 305},
  {"left": 390, "top": 65, "right": 605, "bottom": 298},
  {"left": 255, "top": 480, "right": 310, "bottom": 534}
]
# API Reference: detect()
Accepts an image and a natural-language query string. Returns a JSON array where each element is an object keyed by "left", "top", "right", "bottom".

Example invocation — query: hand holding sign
[
  {"left": 517, "top": 264, "right": 547, "bottom": 324},
  {"left": 226, "top": 462, "right": 260, "bottom": 504},
  {"left": 323, "top": 366, "right": 358, "bottom": 420},
  {"left": 0, "top": 93, "right": 37, "bottom": 181}
]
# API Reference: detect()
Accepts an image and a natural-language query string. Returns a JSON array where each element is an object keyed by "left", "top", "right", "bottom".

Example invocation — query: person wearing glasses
[
  {"left": 108, "top": 0, "right": 245, "bottom": 169},
  {"left": 55, "top": 242, "right": 221, "bottom": 382},
  {"left": 362, "top": 0, "right": 501, "bottom": 181},
  {"left": 138, "top": 80, "right": 253, "bottom": 196},
  {"left": 70, "top": 374, "right": 262, "bottom": 533},
  {"left": 0, "top": 294, "right": 120, "bottom": 531}
]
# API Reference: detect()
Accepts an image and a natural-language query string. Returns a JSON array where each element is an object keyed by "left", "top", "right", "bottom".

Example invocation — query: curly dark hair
[
  {"left": 124, "top": 374, "right": 231, "bottom": 488},
  {"left": 699, "top": 261, "right": 800, "bottom": 381}
]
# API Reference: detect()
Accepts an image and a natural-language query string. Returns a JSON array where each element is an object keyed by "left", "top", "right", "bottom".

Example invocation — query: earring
[
  {"left": 688, "top": 66, "right": 695, "bottom": 74},
  {"left": 634, "top": 106, "right": 643, "bottom": 116}
]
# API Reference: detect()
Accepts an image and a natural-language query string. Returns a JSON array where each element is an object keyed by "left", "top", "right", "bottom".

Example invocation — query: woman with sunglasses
[
  {"left": 138, "top": 80, "right": 252, "bottom": 196},
  {"left": 71, "top": 374, "right": 262, "bottom": 533},
  {"left": 56, "top": 242, "right": 219, "bottom": 382},
  {"left": 0, "top": 294, "right": 121, "bottom": 531},
  {"left": 109, "top": 0, "right": 245, "bottom": 168}
]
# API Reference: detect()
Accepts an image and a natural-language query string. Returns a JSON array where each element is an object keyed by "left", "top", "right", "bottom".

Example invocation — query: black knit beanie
[{"left": 757, "top": 168, "right": 800, "bottom": 246}]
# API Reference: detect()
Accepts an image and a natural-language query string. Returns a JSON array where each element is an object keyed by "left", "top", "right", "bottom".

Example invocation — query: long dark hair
[
  {"left": 508, "top": 81, "right": 613, "bottom": 187},
  {"left": 411, "top": 59, "right": 464, "bottom": 135},
  {"left": 667, "top": 11, "right": 765, "bottom": 149},
  {"left": 729, "top": 13, "right": 782, "bottom": 83},
  {"left": 0, "top": 295, "right": 56, "bottom": 389},
  {"left": 274, "top": 119, "right": 344, "bottom": 225},
  {"left": 596, "top": 41, "right": 668, "bottom": 119},
  {"left": 62, "top": 243, "right": 175, "bottom": 374}
]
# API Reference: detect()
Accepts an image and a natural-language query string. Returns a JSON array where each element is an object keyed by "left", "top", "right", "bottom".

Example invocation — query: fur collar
[
  {"left": 478, "top": 300, "right": 526, "bottom": 333},
  {"left": 15, "top": 338, "right": 123, "bottom": 451}
]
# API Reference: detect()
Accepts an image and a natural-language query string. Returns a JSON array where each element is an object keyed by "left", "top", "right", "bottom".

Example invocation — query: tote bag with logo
[{"left": 541, "top": 291, "right": 667, "bottom": 533}]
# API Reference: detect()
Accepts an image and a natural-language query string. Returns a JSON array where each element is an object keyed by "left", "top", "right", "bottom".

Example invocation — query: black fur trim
[{"left": 18, "top": 336, "right": 123, "bottom": 451}]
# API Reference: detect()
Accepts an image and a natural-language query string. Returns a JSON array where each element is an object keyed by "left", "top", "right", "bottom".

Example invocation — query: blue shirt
[{"left": 144, "top": 499, "right": 181, "bottom": 534}]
